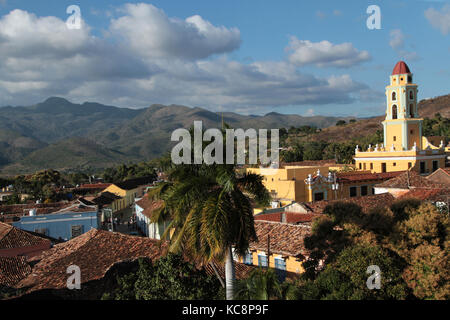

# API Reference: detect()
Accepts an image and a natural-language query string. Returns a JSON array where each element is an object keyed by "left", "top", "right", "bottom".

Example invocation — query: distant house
[
  {"left": 254, "top": 193, "right": 396, "bottom": 225},
  {"left": 238, "top": 220, "right": 311, "bottom": 281},
  {"left": 102, "top": 176, "right": 155, "bottom": 211},
  {"left": 0, "top": 222, "right": 51, "bottom": 258},
  {"left": 426, "top": 168, "right": 450, "bottom": 186},
  {"left": 135, "top": 195, "right": 169, "bottom": 239},
  {"left": 12, "top": 203, "right": 99, "bottom": 241}
]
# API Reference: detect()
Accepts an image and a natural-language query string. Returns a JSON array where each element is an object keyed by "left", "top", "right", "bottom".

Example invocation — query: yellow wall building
[{"left": 354, "top": 61, "right": 446, "bottom": 174}]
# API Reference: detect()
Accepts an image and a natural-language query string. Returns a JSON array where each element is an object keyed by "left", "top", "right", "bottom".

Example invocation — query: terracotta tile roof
[
  {"left": 254, "top": 212, "right": 320, "bottom": 224},
  {"left": 92, "top": 192, "right": 122, "bottom": 206},
  {"left": 0, "top": 256, "right": 32, "bottom": 287},
  {"left": 0, "top": 222, "right": 51, "bottom": 250},
  {"left": 392, "top": 60, "right": 411, "bottom": 75},
  {"left": 17, "top": 229, "right": 168, "bottom": 292},
  {"left": 250, "top": 221, "right": 311, "bottom": 257},
  {"left": 337, "top": 171, "right": 404, "bottom": 184},
  {"left": 135, "top": 196, "right": 163, "bottom": 219},
  {"left": 115, "top": 176, "right": 155, "bottom": 191},
  {"left": 376, "top": 171, "right": 446, "bottom": 189},
  {"left": 397, "top": 188, "right": 450, "bottom": 202},
  {"left": 0, "top": 202, "right": 71, "bottom": 216},
  {"left": 302, "top": 193, "right": 396, "bottom": 214}
]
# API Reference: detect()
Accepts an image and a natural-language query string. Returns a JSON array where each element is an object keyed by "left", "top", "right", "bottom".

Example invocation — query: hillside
[
  {"left": 308, "top": 94, "right": 450, "bottom": 143},
  {"left": 0, "top": 94, "right": 448, "bottom": 175},
  {"left": 0, "top": 137, "right": 132, "bottom": 174}
]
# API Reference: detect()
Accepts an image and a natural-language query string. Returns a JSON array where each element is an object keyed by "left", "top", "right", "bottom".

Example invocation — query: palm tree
[
  {"left": 149, "top": 159, "right": 270, "bottom": 299},
  {"left": 235, "top": 268, "right": 283, "bottom": 300}
]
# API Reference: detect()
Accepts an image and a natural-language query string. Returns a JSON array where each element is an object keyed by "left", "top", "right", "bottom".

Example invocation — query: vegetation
[
  {"left": 147, "top": 126, "right": 270, "bottom": 299},
  {"left": 102, "top": 162, "right": 157, "bottom": 183},
  {"left": 102, "top": 255, "right": 223, "bottom": 300},
  {"left": 295, "top": 200, "right": 449, "bottom": 300}
]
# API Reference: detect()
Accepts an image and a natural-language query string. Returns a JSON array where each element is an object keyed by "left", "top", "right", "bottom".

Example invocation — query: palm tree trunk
[{"left": 225, "top": 245, "right": 236, "bottom": 300}]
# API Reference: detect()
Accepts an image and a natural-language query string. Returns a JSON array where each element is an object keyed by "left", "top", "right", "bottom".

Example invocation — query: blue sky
[{"left": 0, "top": 0, "right": 449, "bottom": 117}]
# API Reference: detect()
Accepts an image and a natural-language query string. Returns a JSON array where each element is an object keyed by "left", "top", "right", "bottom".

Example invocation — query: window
[
  {"left": 274, "top": 258, "right": 287, "bottom": 282},
  {"left": 409, "top": 90, "right": 413, "bottom": 100},
  {"left": 408, "top": 75, "right": 412, "bottom": 83},
  {"left": 393, "top": 162, "right": 396, "bottom": 167},
  {"left": 34, "top": 228, "right": 48, "bottom": 235},
  {"left": 370, "top": 163, "right": 373, "bottom": 170},
  {"left": 381, "top": 163, "right": 386, "bottom": 173},
  {"left": 372, "top": 187, "right": 375, "bottom": 194},
  {"left": 361, "top": 186, "right": 368, "bottom": 196},
  {"left": 314, "top": 192, "right": 324, "bottom": 201},
  {"left": 359, "top": 163, "right": 362, "bottom": 169},
  {"left": 392, "top": 92, "right": 396, "bottom": 101},
  {"left": 243, "top": 253, "right": 253, "bottom": 265},
  {"left": 420, "top": 161, "right": 426, "bottom": 174},
  {"left": 432, "top": 161, "right": 439, "bottom": 172},
  {"left": 410, "top": 130, "right": 414, "bottom": 134},
  {"left": 350, "top": 187, "right": 357, "bottom": 197},
  {"left": 393, "top": 136, "right": 396, "bottom": 141},
  {"left": 71, "top": 225, "right": 83, "bottom": 239},
  {"left": 408, "top": 162, "right": 412, "bottom": 169},
  {"left": 258, "top": 254, "right": 268, "bottom": 267},
  {"left": 392, "top": 105, "right": 398, "bottom": 119}
]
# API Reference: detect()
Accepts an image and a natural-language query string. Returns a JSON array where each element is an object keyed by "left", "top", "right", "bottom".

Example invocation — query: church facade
[{"left": 354, "top": 61, "right": 446, "bottom": 175}]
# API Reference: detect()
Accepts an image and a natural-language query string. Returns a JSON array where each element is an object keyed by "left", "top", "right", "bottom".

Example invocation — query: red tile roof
[
  {"left": 337, "top": 171, "right": 404, "bottom": 184},
  {"left": 0, "top": 222, "right": 51, "bottom": 251},
  {"left": 135, "top": 196, "right": 163, "bottom": 219},
  {"left": 250, "top": 221, "right": 311, "bottom": 257},
  {"left": 376, "top": 171, "right": 446, "bottom": 189},
  {"left": 15, "top": 229, "right": 254, "bottom": 293},
  {"left": 17, "top": 229, "right": 168, "bottom": 292},
  {"left": 254, "top": 212, "right": 320, "bottom": 224},
  {"left": 392, "top": 61, "right": 411, "bottom": 75},
  {"left": 0, "top": 256, "right": 32, "bottom": 287},
  {"left": 397, "top": 188, "right": 450, "bottom": 202},
  {"left": 281, "top": 159, "right": 337, "bottom": 167},
  {"left": 302, "top": 193, "right": 396, "bottom": 214}
]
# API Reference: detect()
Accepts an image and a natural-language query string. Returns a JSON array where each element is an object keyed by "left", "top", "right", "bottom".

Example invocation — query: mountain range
[{"left": 0, "top": 95, "right": 448, "bottom": 175}]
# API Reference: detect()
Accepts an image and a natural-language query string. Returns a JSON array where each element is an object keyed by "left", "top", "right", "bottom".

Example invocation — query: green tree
[
  {"left": 149, "top": 134, "right": 270, "bottom": 299},
  {"left": 235, "top": 268, "right": 282, "bottom": 300},
  {"left": 102, "top": 255, "right": 222, "bottom": 300}
]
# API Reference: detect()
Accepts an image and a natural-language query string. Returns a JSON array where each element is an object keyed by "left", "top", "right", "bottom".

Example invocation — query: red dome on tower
[{"left": 392, "top": 61, "right": 411, "bottom": 75}]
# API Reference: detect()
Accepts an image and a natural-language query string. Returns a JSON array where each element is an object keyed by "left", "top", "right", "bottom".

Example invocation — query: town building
[
  {"left": 101, "top": 176, "right": 155, "bottom": 212},
  {"left": 0, "top": 222, "right": 51, "bottom": 258},
  {"left": 134, "top": 195, "right": 169, "bottom": 239},
  {"left": 354, "top": 61, "right": 446, "bottom": 174},
  {"left": 11, "top": 202, "right": 99, "bottom": 241}
]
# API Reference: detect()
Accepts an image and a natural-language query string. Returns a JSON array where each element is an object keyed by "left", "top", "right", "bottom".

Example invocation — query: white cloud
[
  {"left": 0, "top": 6, "right": 378, "bottom": 114},
  {"left": 109, "top": 3, "right": 241, "bottom": 60},
  {"left": 425, "top": 4, "right": 450, "bottom": 35},
  {"left": 389, "top": 29, "right": 420, "bottom": 61},
  {"left": 286, "top": 37, "right": 370, "bottom": 68}
]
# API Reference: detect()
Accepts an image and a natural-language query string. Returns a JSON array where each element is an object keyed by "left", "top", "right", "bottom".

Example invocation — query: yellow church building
[{"left": 354, "top": 61, "right": 446, "bottom": 175}]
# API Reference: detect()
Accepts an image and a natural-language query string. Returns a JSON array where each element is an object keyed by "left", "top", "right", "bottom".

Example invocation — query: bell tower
[{"left": 383, "top": 61, "right": 422, "bottom": 151}]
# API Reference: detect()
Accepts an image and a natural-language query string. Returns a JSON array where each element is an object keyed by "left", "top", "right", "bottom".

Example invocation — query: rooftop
[
  {"left": 115, "top": 176, "right": 155, "bottom": 191},
  {"left": 0, "top": 256, "right": 32, "bottom": 287},
  {"left": 135, "top": 195, "right": 163, "bottom": 219},
  {"left": 392, "top": 61, "right": 411, "bottom": 75},
  {"left": 250, "top": 220, "right": 311, "bottom": 257},
  {"left": 0, "top": 222, "right": 51, "bottom": 250},
  {"left": 376, "top": 170, "right": 446, "bottom": 189},
  {"left": 337, "top": 171, "right": 404, "bottom": 184}
]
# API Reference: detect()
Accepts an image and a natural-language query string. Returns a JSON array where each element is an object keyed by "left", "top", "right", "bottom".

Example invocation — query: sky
[{"left": 0, "top": 0, "right": 449, "bottom": 117}]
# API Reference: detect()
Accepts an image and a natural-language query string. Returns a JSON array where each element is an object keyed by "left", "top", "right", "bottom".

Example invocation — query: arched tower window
[
  {"left": 392, "top": 105, "right": 398, "bottom": 119},
  {"left": 392, "top": 92, "right": 396, "bottom": 101},
  {"left": 410, "top": 104, "right": 414, "bottom": 118},
  {"left": 409, "top": 91, "right": 413, "bottom": 100}
]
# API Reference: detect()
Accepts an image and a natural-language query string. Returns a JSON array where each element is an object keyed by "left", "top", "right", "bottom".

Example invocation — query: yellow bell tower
[
  {"left": 383, "top": 61, "right": 422, "bottom": 151},
  {"left": 354, "top": 61, "right": 446, "bottom": 174}
]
